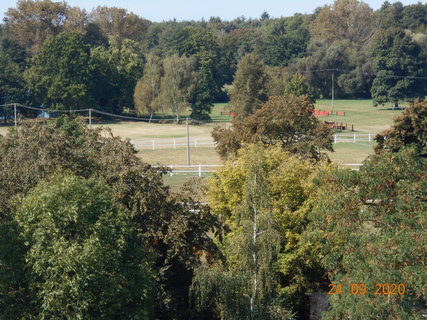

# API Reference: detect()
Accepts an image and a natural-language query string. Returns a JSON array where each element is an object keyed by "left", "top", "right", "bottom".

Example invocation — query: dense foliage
[
  {"left": 212, "top": 95, "right": 333, "bottom": 161},
  {"left": 306, "top": 147, "right": 426, "bottom": 319},
  {"left": 1, "top": 0, "right": 426, "bottom": 119},
  {"left": 0, "top": 117, "right": 220, "bottom": 319},
  {"left": 192, "top": 145, "right": 328, "bottom": 319},
  {"left": 375, "top": 99, "right": 427, "bottom": 155}
]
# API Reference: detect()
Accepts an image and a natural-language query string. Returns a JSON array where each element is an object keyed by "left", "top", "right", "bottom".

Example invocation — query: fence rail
[
  {"left": 132, "top": 134, "right": 376, "bottom": 150},
  {"left": 152, "top": 163, "right": 362, "bottom": 176}
]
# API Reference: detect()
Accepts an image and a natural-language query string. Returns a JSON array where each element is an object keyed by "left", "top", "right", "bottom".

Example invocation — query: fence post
[
  {"left": 174, "top": 139, "right": 176, "bottom": 149},
  {"left": 368, "top": 134, "right": 371, "bottom": 142},
  {"left": 195, "top": 138, "right": 197, "bottom": 148},
  {"left": 334, "top": 134, "right": 337, "bottom": 144},
  {"left": 170, "top": 165, "right": 173, "bottom": 176},
  {"left": 152, "top": 140, "right": 155, "bottom": 150},
  {"left": 353, "top": 134, "right": 356, "bottom": 143},
  {"left": 199, "top": 164, "right": 202, "bottom": 177},
  {"left": 14, "top": 103, "right": 17, "bottom": 127}
]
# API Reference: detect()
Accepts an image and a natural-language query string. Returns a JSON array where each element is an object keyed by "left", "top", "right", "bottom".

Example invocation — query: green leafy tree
[
  {"left": 192, "top": 145, "right": 327, "bottom": 319},
  {"left": 0, "top": 117, "right": 220, "bottom": 319},
  {"left": 92, "top": 36, "right": 144, "bottom": 112},
  {"left": 0, "top": 52, "right": 27, "bottom": 122},
  {"left": 375, "top": 99, "right": 427, "bottom": 156},
  {"left": 370, "top": 28, "right": 427, "bottom": 108},
  {"left": 25, "top": 32, "right": 94, "bottom": 110},
  {"left": 134, "top": 53, "right": 163, "bottom": 120},
  {"left": 256, "top": 15, "right": 310, "bottom": 67},
  {"left": 284, "top": 73, "right": 316, "bottom": 103},
  {"left": 212, "top": 95, "right": 333, "bottom": 161},
  {"left": 158, "top": 54, "right": 196, "bottom": 123},
  {"left": 306, "top": 147, "right": 426, "bottom": 319},
  {"left": 229, "top": 53, "right": 269, "bottom": 120},
  {"left": 14, "top": 172, "right": 155, "bottom": 319}
]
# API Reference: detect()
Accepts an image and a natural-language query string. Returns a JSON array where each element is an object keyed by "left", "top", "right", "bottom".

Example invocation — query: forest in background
[{"left": 0, "top": 0, "right": 426, "bottom": 120}]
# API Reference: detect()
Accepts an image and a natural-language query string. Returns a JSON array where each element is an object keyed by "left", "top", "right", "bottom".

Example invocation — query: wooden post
[
  {"left": 152, "top": 140, "right": 155, "bottom": 150},
  {"left": 198, "top": 164, "right": 202, "bottom": 177},
  {"left": 14, "top": 103, "right": 17, "bottom": 127},
  {"left": 186, "top": 118, "right": 190, "bottom": 166},
  {"left": 88, "top": 108, "right": 92, "bottom": 129}
]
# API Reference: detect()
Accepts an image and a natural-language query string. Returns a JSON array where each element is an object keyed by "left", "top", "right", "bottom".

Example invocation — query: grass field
[
  {"left": 315, "top": 99, "right": 404, "bottom": 133},
  {"left": 1, "top": 99, "right": 403, "bottom": 190}
]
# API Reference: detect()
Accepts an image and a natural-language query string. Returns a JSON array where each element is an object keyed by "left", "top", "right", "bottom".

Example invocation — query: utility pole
[
  {"left": 14, "top": 103, "right": 17, "bottom": 127},
  {"left": 88, "top": 108, "right": 92, "bottom": 129},
  {"left": 331, "top": 71, "right": 335, "bottom": 115},
  {"left": 186, "top": 118, "right": 190, "bottom": 166}
]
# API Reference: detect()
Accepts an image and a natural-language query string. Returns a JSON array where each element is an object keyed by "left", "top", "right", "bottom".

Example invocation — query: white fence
[
  {"left": 152, "top": 164, "right": 224, "bottom": 176},
  {"left": 132, "top": 134, "right": 376, "bottom": 150},
  {"left": 152, "top": 163, "right": 362, "bottom": 176},
  {"left": 131, "top": 138, "right": 215, "bottom": 150},
  {"left": 333, "top": 133, "right": 375, "bottom": 143}
]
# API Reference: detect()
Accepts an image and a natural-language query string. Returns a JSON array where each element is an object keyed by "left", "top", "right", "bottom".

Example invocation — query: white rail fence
[
  {"left": 132, "top": 134, "right": 376, "bottom": 150},
  {"left": 152, "top": 163, "right": 362, "bottom": 176}
]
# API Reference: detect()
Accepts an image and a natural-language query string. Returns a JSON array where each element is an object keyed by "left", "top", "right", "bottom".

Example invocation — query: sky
[{"left": 0, "top": 0, "right": 425, "bottom": 22}]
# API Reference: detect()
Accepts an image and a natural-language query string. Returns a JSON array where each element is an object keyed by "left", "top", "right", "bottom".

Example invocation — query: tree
[
  {"left": 212, "top": 95, "right": 333, "bottom": 161},
  {"left": 0, "top": 117, "right": 220, "bottom": 319},
  {"left": 306, "top": 147, "right": 426, "bottom": 319},
  {"left": 284, "top": 73, "right": 316, "bottom": 103},
  {"left": 0, "top": 52, "right": 27, "bottom": 119},
  {"left": 229, "top": 53, "right": 269, "bottom": 120},
  {"left": 375, "top": 99, "right": 427, "bottom": 156},
  {"left": 4, "top": 0, "right": 87, "bottom": 54},
  {"left": 14, "top": 172, "right": 155, "bottom": 319},
  {"left": 92, "top": 36, "right": 144, "bottom": 112},
  {"left": 24, "top": 32, "right": 94, "bottom": 110},
  {"left": 192, "top": 145, "right": 327, "bottom": 319},
  {"left": 134, "top": 53, "right": 163, "bottom": 119},
  {"left": 370, "top": 28, "right": 427, "bottom": 108},
  {"left": 310, "top": 0, "right": 376, "bottom": 45},
  {"left": 256, "top": 15, "right": 310, "bottom": 67},
  {"left": 158, "top": 54, "right": 196, "bottom": 123},
  {"left": 89, "top": 6, "right": 150, "bottom": 42}
]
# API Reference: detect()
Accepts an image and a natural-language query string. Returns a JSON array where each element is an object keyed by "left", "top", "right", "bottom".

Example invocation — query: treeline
[{"left": 1, "top": 0, "right": 426, "bottom": 120}]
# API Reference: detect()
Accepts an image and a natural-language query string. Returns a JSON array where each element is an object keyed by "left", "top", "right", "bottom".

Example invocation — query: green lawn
[
  {"left": 315, "top": 99, "right": 404, "bottom": 133},
  {"left": 1, "top": 99, "right": 401, "bottom": 191}
]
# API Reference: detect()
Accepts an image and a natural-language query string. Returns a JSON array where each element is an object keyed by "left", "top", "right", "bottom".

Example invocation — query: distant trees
[
  {"left": 370, "top": 28, "right": 427, "bottom": 108},
  {"left": 25, "top": 32, "right": 94, "bottom": 110},
  {"left": 157, "top": 54, "right": 196, "bottom": 123},
  {"left": 229, "top": 54, "right": 269, "bottom": 120},
  {"left": 134, "top": 53, "right": 163, "bottom": 119},
  {"left": 1, "top": 0, "right": 427, "bottom": 114}
]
